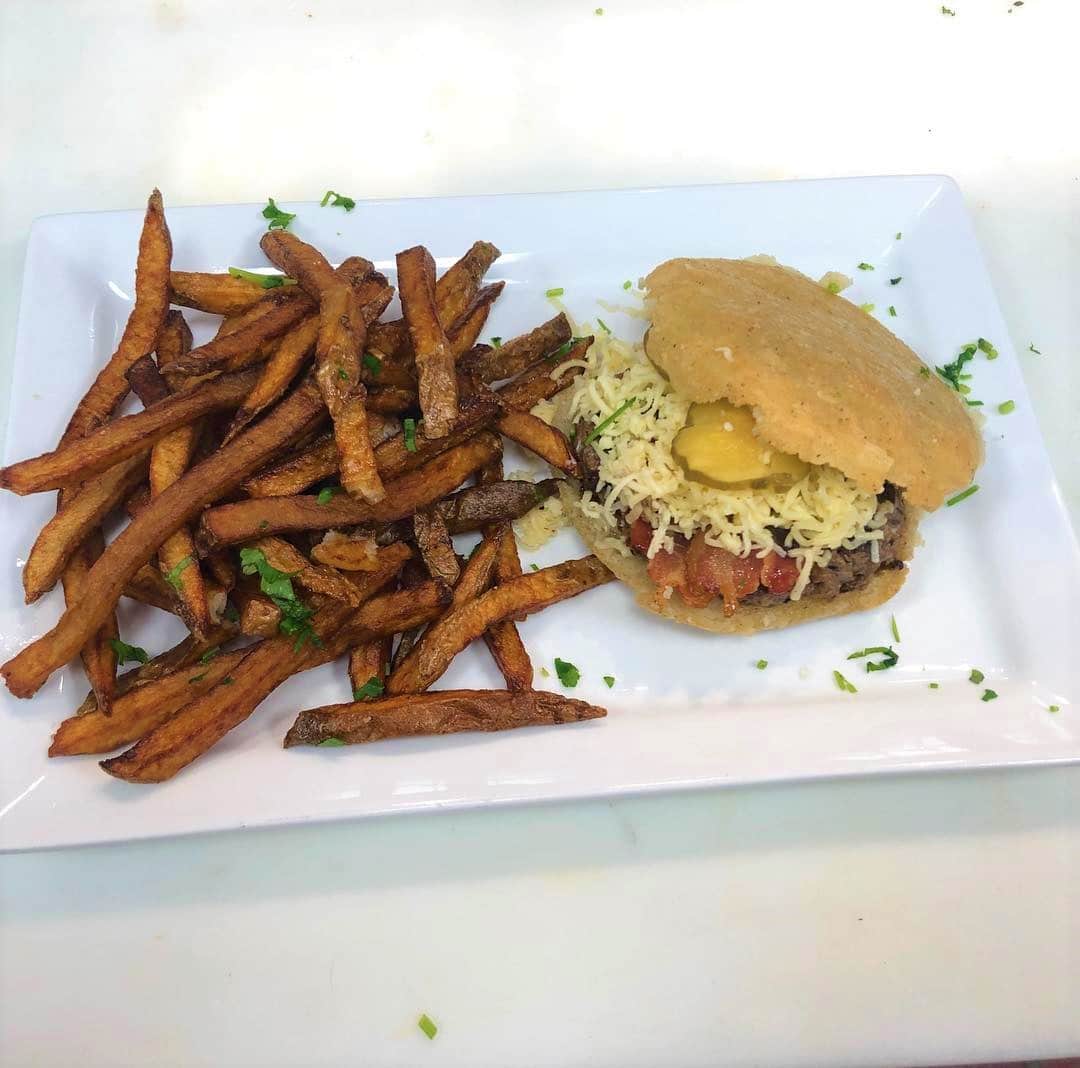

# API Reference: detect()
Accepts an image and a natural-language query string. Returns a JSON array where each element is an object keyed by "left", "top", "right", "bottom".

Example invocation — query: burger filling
[{"left": 560, "top": 329, "right": 905, "bottom": 616}]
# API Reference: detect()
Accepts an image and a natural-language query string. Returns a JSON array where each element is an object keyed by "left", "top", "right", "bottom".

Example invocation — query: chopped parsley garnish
[
  {"left": 490, "top": 336, "right": 502, "bottom": 348},
  {"left": 353, "top": 676, "right": 384, "bottom": 700},
  {"left": 941, "top": 5, "right": 955, "bottom": 13},
  {"left": 603, "top": 675, "right": 615, "bottom": 688},
  {"left": 223, "top": 602, "right": 240, "bottom": 623},
  {"left": 545, "top": 287, "right": 565, "bottom": 298},
  {"left": 919, "top": 367, "right": 931, "bottom": 378},
  {"left": 928, "top": 682, "right": 940, "bottom": 689},
  {"left": 859, "top": 303, "right": 875, "bottom": 314},
  {"left": 847, "top": 646, "right": 899, "bottom": 672},
  {"left": 227, "top": 266, "right": 294, "bottom": 289},
  {"left": 594, "top": 6, "right": 604, "bottom": 13},
  {"left": 895, "top": 232, "right": 902, "bottom": 240},
  {"left": 825, "top": 281, "right": 841, "bottom": 295},
  {"left": 418, "top": 1014, "right": 438, "bottom": 1040},
  {"left": 199, "top": 646, "right": 221, "bottom": 665},
  {"left": 221, "top": 676, "right": 235, "bottom": 686},
  {"left": 981, "top": 689, "right": 998, "bottom": 702},
  {"left": 623, "top": 280, "right": 632, "bottom": 290},
  {"left": 585, "top": 396, "right": 638, "bottom": 443},
  {"left": 946, "top": 484, "right": 979, "bottom": 507},
  {"left": 319, "top": 737, "right": 346, "bottom": 747},
  {"left": 969, "top": 668, "right": 985, "bottom": 685},
  {"left": 890, "top": 615, "right": 901, "bottom": 643},
  {"left": 529, "top": 563, "right": 540, "bottom": 571},
  {"left": 888, "top": 306, "right": 897, "bottom": 317},
  {"left": 857, "top": 262, "right": 874, "bottom": 271},
  {"left": 997, "top": 400, "right": 1015, "bottom": 415},
  {"left": 239, "top": 547, "right": 319, "bottom": 651},
  {"left": 262, "top": 197, "right": 295, "bottom": 231},
  {"left": 403, "top": 418, "right": 418, "bottom": 452},
  {"left": 540, "top": 667, "right": 550, "bottom": 678},
  {"left": 110, "top": 638, "right": 149, "bottom": 665},
  {"left": 337, "top": 367, "right": 349, "bottom": 381},
  {"left": 596, "top": 317, "right": 611, "bottom": 334},
  {"left": 554, "top": 658, "right": 580, "bottom": 688},
  {"left": 163, "top": 554, "right": 194, "bottom": 590},
  {"left": 258, "top": 520, "right": 270, "bottom": 531},
  {"left": 833, "top": 670, "right": 858, "bottom": 694},
  {"left": 362, "top": 352, "right": 382, "bottom": 376},
  {"left": 936, "top": 342, "right": 977, "bottom": 391},
  {"left": 966, "top": 400, "right": 984, "bottom": 408},
  {"left": 1049, "top": 705, "right": 1060, "bottom": 713},
  {"left": 548, "top": 336, "right": 589, "bottom": 362},
  {"left": 319, "top": 189, "right": 355, "bottom": 211},
  {"left": 1028, "top": 343, "right": 1041, "bottom": 355},
  {"left": 977, "top": 337, "right": 998, "bottom": 360},
  {"left": 189, "top": 671, "right": 208, "bottom": 684},
  {"left": 756, "top": 659, "right": 768, "bottom": 670},
  {"left": 316, "top": 486, "right": 338, "bottom": 505},
  {"left": 889, "top": 276, "right": 902, "bottom": 285}
]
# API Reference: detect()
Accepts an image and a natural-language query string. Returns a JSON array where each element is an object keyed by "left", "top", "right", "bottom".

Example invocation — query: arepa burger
[{"left": 552, "top": 257, "right": 983, "bottom": 634}]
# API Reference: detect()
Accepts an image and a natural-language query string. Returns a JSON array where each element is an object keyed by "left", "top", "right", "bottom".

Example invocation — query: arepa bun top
[{"left": 643, "top": 257, "right": 983, "bottom": 510}]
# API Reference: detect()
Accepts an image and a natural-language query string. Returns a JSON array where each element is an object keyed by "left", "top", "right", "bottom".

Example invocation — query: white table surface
[{"left": 1, "top": 1, "right": 1077, "bottom": 1065}]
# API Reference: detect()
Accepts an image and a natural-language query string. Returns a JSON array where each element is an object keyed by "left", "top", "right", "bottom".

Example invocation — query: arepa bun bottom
[{"left": 558, "top": 484, "right": 920, "bottom": 635}]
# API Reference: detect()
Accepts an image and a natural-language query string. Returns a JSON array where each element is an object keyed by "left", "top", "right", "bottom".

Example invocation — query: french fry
[
  {"left": 449, "top": 532, "right": 500, "bottom": 608},
  {"left": 397, "top": 246, "right": 458, "bottom": 437},
  {"left": 459, "top": 313, "right": 573, "bottom": 384},
  {"left": 68, "top": 624, "right": 238, "bottom": 719},
  {"left": 389, "top": 559, "right": 431, "bottom": 671},
  {"left": 258, "top": 231, "right": 343, "bottom": 296},
  {"left": 232, "top": 582, "right": 282, "bottom": 638},
  {"left": 100, "top": 568, "right": 445, "bottom": 783},
  {"left": 447, "top": 282, "right": 505, "bottom": 359},
  {"left": 124, "top": 563, "right": 182, "bottom": 614},
  {"left": 366, "top": 387, "right": 417, "bottom": 414},
  {"left": 23, "top": 455, "right": 148, "bottom": 602},
  {"left": 51, "top": 647, "right": 248, "bottom": 757},
  {"left": 2, "top": 378, "right": 326, "bottom": 699},
  {"left": 62, "top": 531, "right": 120, "bottom": 713},
  {"left": 169, "top": 287, "right": 315, "bottom": 379},
  {"left": 250, "top": 536, "right": 362, "bottom": 606},
  {"left": 413, "top": 508, "right": 460, "bottom": 585},
  {"left": 387, "top": 556, "right": 613, "bottom": 695},
  {"left": 347, "top": 636, "right": 392, "bottom": 698},
  {"left": 284, "top": 689, "right": 606, "bottom": 747},
  {"left": 367, "top": 240, "right": 500, "bottom": 360},
  {"left": 170, "top": 270, "right": 284, "bottom": 316},
  {"left": 312, "top": 532, "right": 380, "bottom": 571},
  {"left": 0, "top": 368, "right": 260, "bottom": 495},
  {"left": 197, "top": 432, "right": 501, "bottom": 549},
  {"left": 495, "top": 409, "right": 582, "bottom": 478},
  {"left": 495, "top": 336, "right": 592, "bottom": 411}
]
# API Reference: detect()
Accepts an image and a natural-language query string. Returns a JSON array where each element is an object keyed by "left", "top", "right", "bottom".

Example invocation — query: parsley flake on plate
[
  {"left": 890, "top": 615, "right": 901, "bottom": 643},
  {"left": 977, "top": 337, "right": 999, "bottom": 360},
  {"left": 997, "top": 400, "right": 1015, "bottom": 415},
  {"left": 403, "top": 418, "right": 418, "bottom": 452},
  {"left": 110, "top": 638, "right": 149, "bottom": 665},
  {"left": 981, "top": 689, "right": 998, "bottom": 702},
  {"left": 889, "top": 276, "right": 902, "bottom": 286},
  {"left": 946, "top": 485, "right": 979, "bottom": 507},
  {"left": 319, "top": 737, "right": 346, "bottom": 747},
  {"left": 418, "top": 1015, "right": 438, "bottom": 1040},
  {"left": 756, "top": 659, "right": 768, "bottom": 670},
  {"left": 857, "top": 262, "right": 874, "bottom": 271},
  {"left": 227, "top": 266, "right": 294, "bottom": 289},
  {"left": 545, "top": 287, "right": 564, "bottom": 298},
  {"left": 554, "top": 658, "right": 580, "bottom": 688},
  {"left": 262, "top": 197, "right": 295, "bottom": 231},
  {"left": 847, "top": 646, "right": 899, "bottom": 672},
  {"left": 833, "top": 670, "right": 858, "bottom": 694},
  {"left": 603, "top": 675, "right": 616, "bottom": 688},
  {"left": 969, "top": 668, "right": 985, "bottom": 685},
  {"left": 319, "top": 189, "right": 355, "bottom": 211}
]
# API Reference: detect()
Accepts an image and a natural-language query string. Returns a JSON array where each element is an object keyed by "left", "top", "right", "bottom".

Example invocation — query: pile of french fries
[{"left": 0, "top": 190, "right": 614, "bottom": 783}]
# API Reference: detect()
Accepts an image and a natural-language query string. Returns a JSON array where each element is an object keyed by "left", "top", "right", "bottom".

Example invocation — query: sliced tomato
[{"left": 759, "top": 551, "right": 799, "bottom": 595}]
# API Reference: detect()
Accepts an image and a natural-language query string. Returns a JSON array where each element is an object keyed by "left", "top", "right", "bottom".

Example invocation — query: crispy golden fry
[
  {"left": 1, "top": 379, "right": 325, "bottom": 699},
  {"left": 226, "top": 267, "right": 392, "bottom": 444},
  {"left": 170, "top": 271, "right": 285, "bottom": 316},
  {"left": 367, "top": 240, "right": 501, "bottom": 361},
  {"left": 397, "top": 246, "right": 458, "bottom": 437},
  {"left": 388, "top": 556, "right": 613, "bottom": 694},
  {"left": 435, "top": 478, "right": 557, "bottom": 535},
  {"left": 450, "top": 532, "right": 500, "bottom": 608},
  {"left": 347, "top": 636, "right": 392, "bottom": 697},
  {"left": 62, "top": 530, "right": 120, "bottom": 714},
  {"left": 447, "top": 282, "right": 505, "bottom": 359},
  {"left": 170, "top": 287, "right": 314, "bottom": 379},
  {"left": 317, "top": 283, "right": 383, "bottom": 501},
  {"left": 312, "top": 532, "right": 380, "bottom": 571},
  {"left": 51, "top": 647, "right": 248, "bottom": 757},
  {"left": 459, "top": 313, "right": 573, "bottom": 384},
  {"left": 259, "top": 231, "right": 345, "bottom": 296},
  {"left": 23, "top": 455, "right": 148, "bottom": 602},
  {"left": 285, "top": 689, "right": 605, "bottom": 747},
  {"left": 123, "top": 563, "right": 181, "bottom": 613},
  {"left": 145, "top": 312, "right": 214, "bottom": 636},
  {"left": 0, "top": 368, "right": 259, "bottom": 495},
  {"left": 70, "top": 624, "right": 237, "bottom": 719},
  {"left": 413, "top": 508, "right": 460, "bottom": 585},
  {"left": 251, "top": 536, "right": 362, "bottom": 606},
  {"left": 232, "top": 583, "right": 282, "bottom": 638},
  {"left": 366, "top": 387, "right": 417, "bottom": 414},
  {"left": 204, "top": 551, "right": 237, "bottom": 592},
  {"left": 495, "top": 336, "right": 592, "bottom": 411},
  {"left": 197, "top": 432, "right": 501, "bottom": 549},
  {"left": 100, "top": 567, "right": 443, "bottom": 783},
  {"left": 495, "top": 408, "right": 582, "bottom": 478},
  {"left": 389, "top": 559, "right": 431, "bottom": 671}
]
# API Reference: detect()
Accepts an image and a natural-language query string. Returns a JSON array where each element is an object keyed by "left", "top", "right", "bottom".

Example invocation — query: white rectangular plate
[{"left": 2, "top": 177, "right": 1077, "bottom": 851}]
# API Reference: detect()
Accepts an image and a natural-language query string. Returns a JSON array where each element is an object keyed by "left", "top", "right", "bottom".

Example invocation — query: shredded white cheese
[
  {"left": 513, "top": 493, "right": 567, "bottom": 551},
  {"left": 566, "top": 329, "right": 888, "bottom": 599}
]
